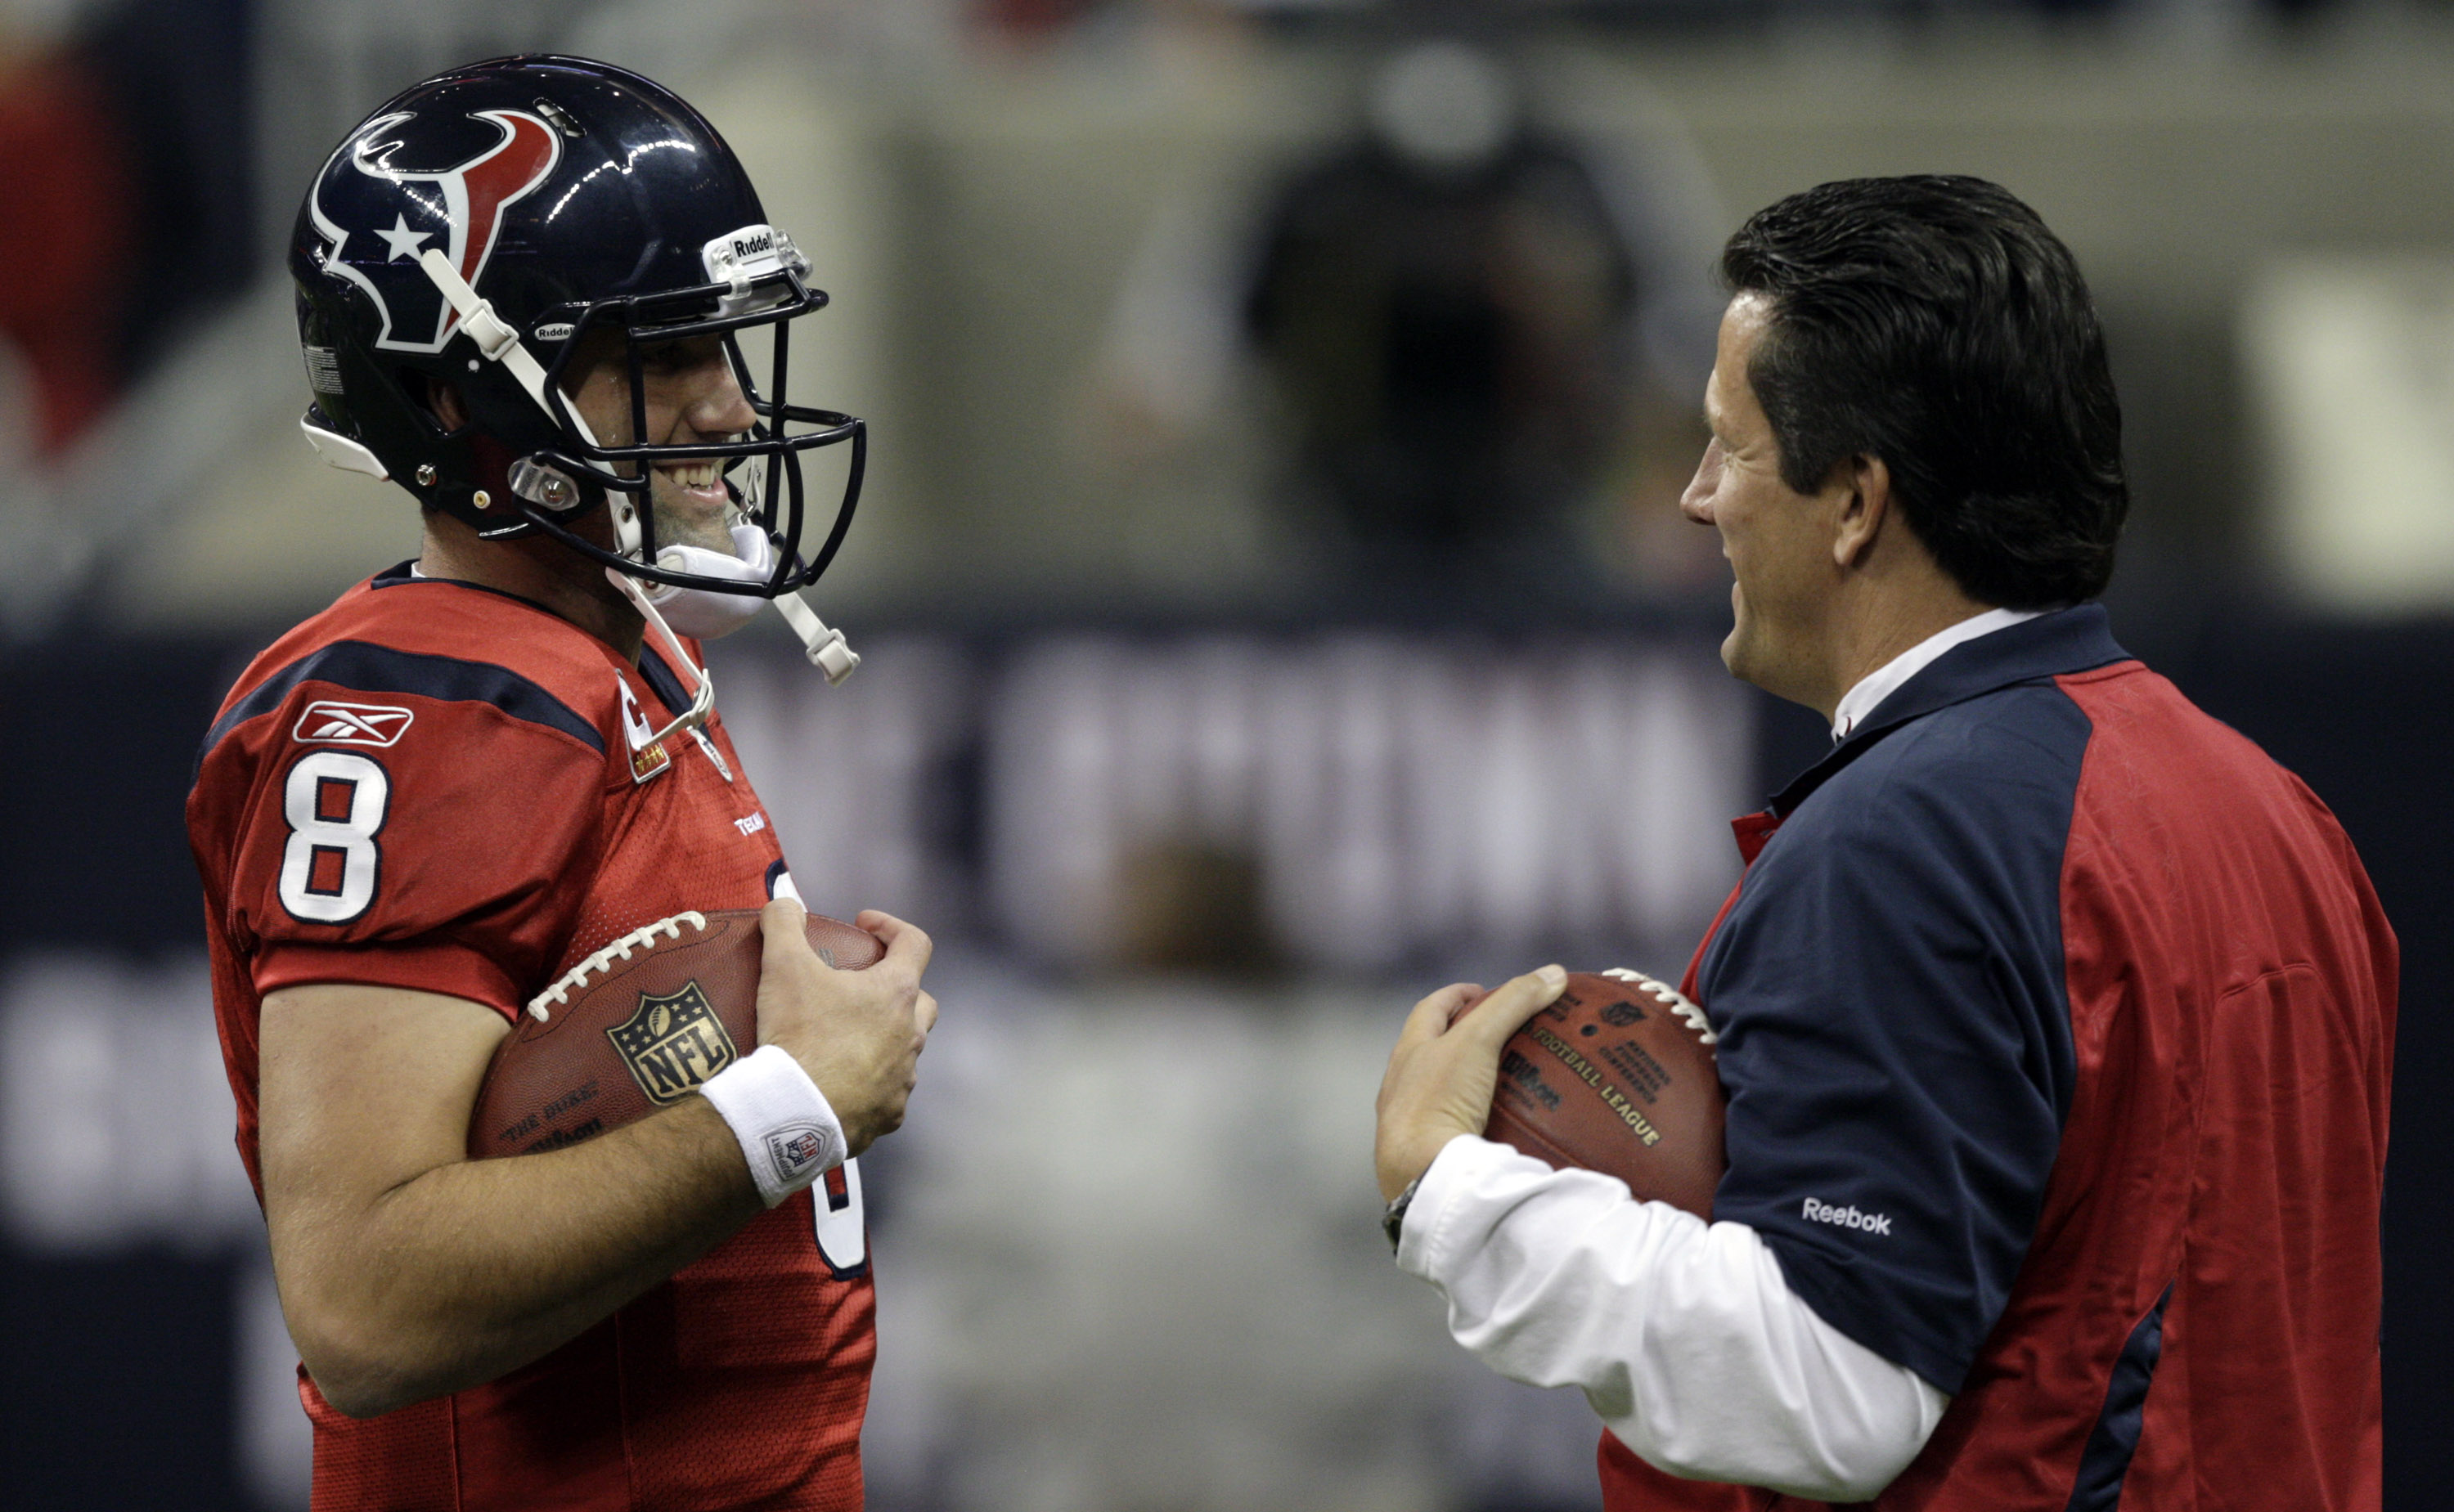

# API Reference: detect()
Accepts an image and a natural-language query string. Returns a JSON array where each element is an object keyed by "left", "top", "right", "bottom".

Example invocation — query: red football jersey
[{"left": 189, "top": 564, "right": 875, "bottom": 1512}]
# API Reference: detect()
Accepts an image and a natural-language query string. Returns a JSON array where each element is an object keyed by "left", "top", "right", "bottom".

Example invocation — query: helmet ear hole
[{"left": 400, "top": 369, "right": 471, "bottom": 437}]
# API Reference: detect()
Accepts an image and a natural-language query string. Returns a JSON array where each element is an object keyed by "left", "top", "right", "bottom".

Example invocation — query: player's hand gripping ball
[
  {"left": 467, "top": 909, "right": 884, "bottom": 1159},
  {"left": 1453, "top": 969, "right": 1728, "bottom": 1217}
]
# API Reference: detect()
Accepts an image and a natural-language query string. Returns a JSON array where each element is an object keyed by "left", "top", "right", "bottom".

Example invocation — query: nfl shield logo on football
[{"left": 606, "top": 983, "right": 739, "bottom": 1105}]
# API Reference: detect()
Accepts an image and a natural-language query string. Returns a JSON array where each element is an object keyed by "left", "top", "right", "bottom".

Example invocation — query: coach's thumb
[{"left": 1464, "top": 964, "right": 1566, "bottom": 1046}]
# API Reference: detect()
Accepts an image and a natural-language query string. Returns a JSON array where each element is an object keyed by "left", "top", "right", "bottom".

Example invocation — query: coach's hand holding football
[
  {"left": 753, "top": 897, "right": 937, "bottom": 1155},
  {"left": 1374, "top": 967, "right": 1565, "bottom": 1203}
]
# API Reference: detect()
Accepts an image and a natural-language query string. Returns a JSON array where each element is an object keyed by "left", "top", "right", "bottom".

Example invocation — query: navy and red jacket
[{"left": 1604, "top": 605, "right": 2396, "bottom": 1511}]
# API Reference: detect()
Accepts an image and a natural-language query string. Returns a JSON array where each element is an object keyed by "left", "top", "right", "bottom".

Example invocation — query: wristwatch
[{"left": 1382, "top": 1174, "right": 1423, "bottom": 1254}]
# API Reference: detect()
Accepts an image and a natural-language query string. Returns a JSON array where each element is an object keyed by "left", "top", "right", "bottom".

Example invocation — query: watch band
[{"left": 1382, "top": 1174, "right": 1423, "bottom": 1254}]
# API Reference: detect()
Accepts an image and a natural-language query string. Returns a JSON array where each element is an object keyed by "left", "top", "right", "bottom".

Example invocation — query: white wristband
[{"left": 699, "top": 1045, "right": 847, "bottom": 1208}]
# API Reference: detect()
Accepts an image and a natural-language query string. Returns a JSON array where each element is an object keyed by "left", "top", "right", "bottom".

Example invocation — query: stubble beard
[{"left": 648, "top": 469, "right": 740, "bottom": 559}]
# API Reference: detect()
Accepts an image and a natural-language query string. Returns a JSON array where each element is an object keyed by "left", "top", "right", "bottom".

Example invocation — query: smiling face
[
  {"left": 561, "top": 330, "right": 758, "bottom": 559},
  {"left": 1679, "top": 294, "right": 1846, "bottom": 709}
]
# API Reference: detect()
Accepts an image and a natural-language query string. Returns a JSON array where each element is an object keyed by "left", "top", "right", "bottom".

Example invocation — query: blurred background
[{"left": 2, "top": 0, "right": 2450, "bottom": 1507}]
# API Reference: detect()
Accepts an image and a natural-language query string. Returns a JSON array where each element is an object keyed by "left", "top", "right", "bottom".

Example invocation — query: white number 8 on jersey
[{"left": 278, "top": 750, "right": 391, "bottom": 923}]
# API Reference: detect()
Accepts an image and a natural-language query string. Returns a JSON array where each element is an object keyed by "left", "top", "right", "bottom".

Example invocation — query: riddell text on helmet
[{"left": 1802, "top": 1198, "right": 1893, "bottom": 1236}]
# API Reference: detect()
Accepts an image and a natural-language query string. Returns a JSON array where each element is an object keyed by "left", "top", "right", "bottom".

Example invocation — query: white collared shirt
[{"left": 1831, "top": 607, "right": 2044, "bottom": 741}]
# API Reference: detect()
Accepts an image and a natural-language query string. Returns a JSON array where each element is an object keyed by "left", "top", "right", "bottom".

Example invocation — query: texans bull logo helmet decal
[{"left": 308, "top": 108, "right": 563, "bottom": 353}]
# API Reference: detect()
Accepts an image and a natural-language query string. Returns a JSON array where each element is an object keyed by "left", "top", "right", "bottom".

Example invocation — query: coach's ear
[{"left": 1832, "top": 452, "right": 1894, "bottom": 571}]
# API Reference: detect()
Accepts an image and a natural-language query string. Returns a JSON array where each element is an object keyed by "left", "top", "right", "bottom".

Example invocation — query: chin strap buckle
[
  {"left": 423, "top": 250, "right": 528, "bottom": 367},
  {"left": 458, "top": 300, "right": 522, "bottom": 362},
  {"left": 420, "top": 249, "right": 574, "bottom": 432},
  {"left": 772, "top": 593, "right": 861, "bottom": 684}
]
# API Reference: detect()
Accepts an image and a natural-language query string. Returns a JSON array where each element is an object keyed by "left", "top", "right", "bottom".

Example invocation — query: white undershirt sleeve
[{"left": 1397, "top": 1135, "right": 1951, "bottom": 1503}]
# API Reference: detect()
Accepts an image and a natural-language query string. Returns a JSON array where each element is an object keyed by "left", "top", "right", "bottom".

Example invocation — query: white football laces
[
  {"left": 1598, "top": 967, "right": 1718, "bottom": 1045},
  {"left": 526, "top": 911, "right": 709, "bottom": 1022}
]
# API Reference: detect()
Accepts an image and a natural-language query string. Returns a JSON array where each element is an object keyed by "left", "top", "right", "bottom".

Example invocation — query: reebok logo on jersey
[
  {"left": 292, "top": 701, "right": 415, "bottom": 747},
  {"left": 1803, "top": 1198, "right": 1893, "bottom": 1236}
]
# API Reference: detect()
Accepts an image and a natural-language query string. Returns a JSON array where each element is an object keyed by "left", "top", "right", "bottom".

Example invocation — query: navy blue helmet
[{"left": 290, "top": 56, "right": 863, "bottom": 605}]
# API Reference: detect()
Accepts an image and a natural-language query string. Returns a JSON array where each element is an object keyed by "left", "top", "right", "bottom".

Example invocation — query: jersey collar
[
  {"left": 1769, "top": 603, "right": 2132, "bottom": 818},
  {"left": 1831, "top": 607, "right": 2046, "bottom": 741},
  {"left": 369, "top": 559, "right": 562, "bottom": 621}
]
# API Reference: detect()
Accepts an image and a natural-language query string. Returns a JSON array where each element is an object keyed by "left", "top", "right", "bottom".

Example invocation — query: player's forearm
[
  {"left": 1398, "top": 1136, "right": 1948, "bottom": 1501},
  {"left": 275, "top": 1096, "right": 763, "bottom": 1417}
]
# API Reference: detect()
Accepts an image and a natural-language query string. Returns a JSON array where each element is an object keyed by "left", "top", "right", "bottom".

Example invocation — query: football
[
  {"left": 1454, "top": 969, "right": 1727, "bottom": 1217},
  {"left": 468, "top": 908, "right": 885, "bottom": 1160}
]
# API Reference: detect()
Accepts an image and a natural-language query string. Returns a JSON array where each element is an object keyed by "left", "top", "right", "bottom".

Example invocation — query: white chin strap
[
  {"left": 771, "top": 593, "right": 861, "bottom": 685},
  {"left": 605, "top": 565, "right": 718, "bottom": 747},
  {"left": 419, "top": 247, "right": 859, "bottom": 688}
]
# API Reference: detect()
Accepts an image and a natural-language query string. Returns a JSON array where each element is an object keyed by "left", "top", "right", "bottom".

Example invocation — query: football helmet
[{"left": 290, "top": 55, "right": 860, "bottom": 678}]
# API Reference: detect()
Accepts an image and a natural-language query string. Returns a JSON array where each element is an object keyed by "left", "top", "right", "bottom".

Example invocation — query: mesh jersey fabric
[
  {"left": 188, "top": 564, "right": 874, "bottom": 1511},
  {"left": 1598, "top": 607, "right": 2393, "bottom": 1511}
]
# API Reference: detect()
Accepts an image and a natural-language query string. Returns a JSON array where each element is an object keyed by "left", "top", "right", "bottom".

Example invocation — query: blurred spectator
[
  {"left": 0, "top": 0, "right": 249, "bottom": 460},
  {"left": 0, "top": 45, "right": 130, "bottom": 455},
  {"left": 1086, "top": 26, "right": 1726, "bottom": 603},
  {"left": 74, "top": 0, "right": 253, "bottom": 376},
  {"left": 1246, "top": 38, "right": 1638, "bottom": 586}
]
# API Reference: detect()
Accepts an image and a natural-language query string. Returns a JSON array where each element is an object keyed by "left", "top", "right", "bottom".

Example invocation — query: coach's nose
[{"left": 1680, "top": 438, "right": 1724, "bottom": 527}]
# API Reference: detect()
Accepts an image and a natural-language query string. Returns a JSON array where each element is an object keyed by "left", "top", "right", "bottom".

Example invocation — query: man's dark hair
[{"left": 1720, "top": 176, "right": 2127, "bottom": 608}]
